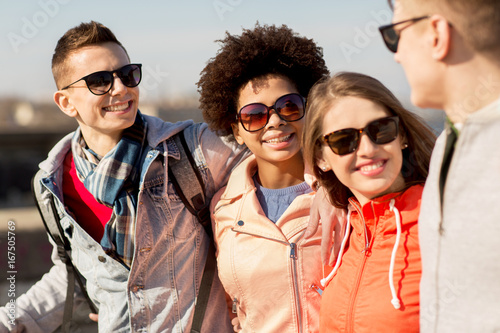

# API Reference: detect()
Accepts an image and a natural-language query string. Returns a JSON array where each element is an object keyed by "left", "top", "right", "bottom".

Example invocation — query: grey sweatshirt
[{"left": 419, "top": 98, "right": 500, "bottom": 332}]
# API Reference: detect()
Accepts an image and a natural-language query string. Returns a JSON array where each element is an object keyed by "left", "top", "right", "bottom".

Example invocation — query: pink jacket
[{"left": 210, "top": 156, "right": 323, "bottom": 333}]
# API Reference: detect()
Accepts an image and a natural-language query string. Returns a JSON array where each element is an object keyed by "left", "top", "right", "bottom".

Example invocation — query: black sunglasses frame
[
  {"left": 378, "top": 16, "right": 429, "bottom": 53},
  {"left": 236, "top": 93, "right": 306, "bottom": 132},
  {"left": 61, "top": 63, "right": 142, "bottom": 96},
  {"left": 323, "top": 116, "right": 400, "bottom": 156}
]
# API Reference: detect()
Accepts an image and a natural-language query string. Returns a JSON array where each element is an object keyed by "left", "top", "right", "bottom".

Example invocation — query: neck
[
  {"left": 254, "top": 152, "right": 305, "bottom": 189},
  {"left": 80, "top": 128, "right": 123, "bottom": 157},
  {"left": 443, "top": 55, "right": 500, "bottom": 123}
]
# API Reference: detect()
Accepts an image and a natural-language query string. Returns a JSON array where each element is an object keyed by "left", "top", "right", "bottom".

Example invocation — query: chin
[
  {"left": 410, "top": 89, "right": 444, "bottom": 110},
  {"left": 410, "top": 93, "right": 427, "bottom": 109}
]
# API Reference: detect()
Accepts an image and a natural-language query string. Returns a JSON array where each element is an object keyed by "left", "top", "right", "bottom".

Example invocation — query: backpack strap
[
  {"left": 190, "top": 241, "right": 216, "bottom": 333},
  {"left": 32, "top": 171, "right": 97, "bottom": 333},
  {"left": 168, "top": 129, "right": 215, "bottom": 333},
  {"left": 168, "top": 130, "right": 211, "bottom": 236}
]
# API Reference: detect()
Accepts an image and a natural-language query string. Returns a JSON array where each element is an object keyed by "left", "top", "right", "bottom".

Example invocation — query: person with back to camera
[
  {"left": 378, "top": 0, "right": 500, "bottom": 331},
  {"left": 0, "top": 21, "right": 248, "bottom": 332},
  {"left": 302, "top": 72, "right": 436, "bottom": 332},
  {"left": 197, "top": 23, "right": 329, "bottom": 332}
]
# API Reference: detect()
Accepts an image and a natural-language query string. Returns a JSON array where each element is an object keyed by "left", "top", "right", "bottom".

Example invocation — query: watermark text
[
  {"left": 6, "top": 220, "right": 17, "bottom": 326},
  {"left": 8, "top": 0, "right": 72, "bottom": 53}
]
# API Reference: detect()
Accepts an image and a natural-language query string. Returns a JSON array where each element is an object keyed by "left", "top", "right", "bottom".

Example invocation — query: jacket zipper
[
  {"left": 345, "top": 201, "right": 371, "bottom": 333},
  {"left": 345, "top": 248, "right": 369, "bottom": 332},
  {"left": 233, "top": 228, "right": 304, "bottom": 332},
  {"left": 232, "top": 298, "right": 238, "bottom": 314},
  {"left": 290, "top": 243, "right": 303, "bottom": 333},
  {"left": 231, "top": 246, "right": 304, "bottom": 333},
  {"left": 310, "top": 284, "right": 323, "bottom": 296}
]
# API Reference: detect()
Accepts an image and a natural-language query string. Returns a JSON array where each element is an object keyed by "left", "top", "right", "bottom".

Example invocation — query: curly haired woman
[{"left": 197, "top": 24, "right": 329, "bottom": 332}]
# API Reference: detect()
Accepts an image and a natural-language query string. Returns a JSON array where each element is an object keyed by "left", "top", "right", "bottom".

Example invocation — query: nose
[
  {"left": 109, "top": 74, "right": 128, "bottom": 96},
  {"left": 266, "top": 109, "right": 286, "bottom": 128},
  {"left": 356, "top": 133, "right": 378, "bottom": 157}
]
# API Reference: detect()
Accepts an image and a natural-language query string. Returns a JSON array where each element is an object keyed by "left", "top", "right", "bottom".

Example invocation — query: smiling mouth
[
  {"left": 103, "top": 101, "right": 131, "bottom": 112},
  {"left": 358, "top": 160, "right": 385, "bottom": 172},
  {"left": 264, "top": 134, "right": 292, "bottom": 144}
]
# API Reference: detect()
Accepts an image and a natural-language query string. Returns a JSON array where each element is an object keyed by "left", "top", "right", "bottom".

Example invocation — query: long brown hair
[{"left": 302, "top": 72, "right": 436, "bottom": 209}]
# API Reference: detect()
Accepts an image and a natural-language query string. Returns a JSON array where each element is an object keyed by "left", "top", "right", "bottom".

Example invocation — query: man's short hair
[
  {"left": 398, "top": 0, "right": 500, "bottom": 58},
  {"left": 52, "top": 21, "right": 129, "bottom": 89}
]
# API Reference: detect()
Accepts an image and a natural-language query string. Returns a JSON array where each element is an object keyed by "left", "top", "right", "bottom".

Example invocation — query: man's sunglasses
[
  {"left": 237, "top": 93, "right": 305, "bottom": 132},
  {"left": 61, "top": 63, "right": 142, "bottom": 96},
  {"left": 378, "top": 16, "right": 429, "bottom": 53},
  {"left": 323, "top": 116, "right": 400, "bottom": 156}
]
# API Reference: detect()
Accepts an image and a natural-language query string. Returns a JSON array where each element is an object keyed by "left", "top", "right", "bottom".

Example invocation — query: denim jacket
[{"left": 0, "top": 115, "right": 247, "bottom": 332}]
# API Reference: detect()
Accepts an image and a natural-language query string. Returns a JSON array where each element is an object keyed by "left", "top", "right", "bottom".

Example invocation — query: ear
[
  {"left": 231, "top": 122, "right": 245, "bottom": 145},
  {"left": 315, "top": 149, "right": 331, "bottom": 172},
  {"left": 399, "top": 131, "right": 408, "bottom": 149},
  {"left": 53, "top": 90, "right": 78, "bottom": 118},
  {"left": 429, "top": 14, "right": 452, "bottom": 60}
]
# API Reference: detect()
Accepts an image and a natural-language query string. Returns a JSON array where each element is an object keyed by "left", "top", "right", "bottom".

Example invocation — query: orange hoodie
[{"left": 320, "top": 185, "right": 423, "bottom": 333}]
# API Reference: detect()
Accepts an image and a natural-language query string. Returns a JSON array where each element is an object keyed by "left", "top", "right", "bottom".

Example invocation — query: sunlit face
[
  {"left": 233, "top": 76, "right": 304, "bottom": 168},
  {"left": 392, "top": 0, "right": 443, "bottom": 109},
  {"left": 318, "top": 96, "right": 406, "bottom": 206},
  {"left": 58, "top": 42, "right": 139, "bottom": 145}
]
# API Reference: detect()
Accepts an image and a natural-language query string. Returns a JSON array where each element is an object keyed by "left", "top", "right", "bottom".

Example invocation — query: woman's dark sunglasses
[
  {"left": 378, "top": 16, "right": 429, "bottom": 52},
  {"left": 237, "top": 93, "right": 305, "bottom": 132},
  {"left": 323, "top": 116, "right": 400, "bottom": 156},
  {"left": 61, "top": 63, "right": 142, "bottom": 96}
]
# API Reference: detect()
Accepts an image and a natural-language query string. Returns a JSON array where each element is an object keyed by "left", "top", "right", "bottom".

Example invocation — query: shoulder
[
  {"left": 211, "top": 158, "right": 257, "bottom": 211},
  {"left": 220, "top": 156, "right": 257, "bottom": 195},
  {"left": 143, "top": 114, "right": 194, "bottom": 146},
  {"left": 403, "top": 184, "right": 424, "bottom": 199},
  {"left": 397, "top": 184, "right": 424, "bottom": 222}
]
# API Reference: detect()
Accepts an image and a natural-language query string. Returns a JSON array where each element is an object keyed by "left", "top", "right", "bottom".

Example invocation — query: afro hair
[{"left": 197, "top": 23, "right": 329, "bottom": 138}]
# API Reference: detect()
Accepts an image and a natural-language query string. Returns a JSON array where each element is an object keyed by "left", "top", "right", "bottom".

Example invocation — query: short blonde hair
[{"left": 396, "top": 0, "right": 500, "bottom": 57}]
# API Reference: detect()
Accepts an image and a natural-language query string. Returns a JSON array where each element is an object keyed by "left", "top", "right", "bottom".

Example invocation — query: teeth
[
  {"left": 104, "top": 102, "right": 129, "bottom": 111},
  {"left": 265, "top": 134, "right": 291, "bottom": 144},
  {"left": 360, "top": 161, "right": 384, "bottom": 172}
]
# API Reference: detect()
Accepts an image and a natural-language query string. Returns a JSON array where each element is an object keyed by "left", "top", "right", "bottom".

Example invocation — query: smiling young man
[
  {"left": 0, "top": 21, "right": 246, "bottom": 332},
  {"left": 379, "top": 0, "right": 500, "bottom": 331}
]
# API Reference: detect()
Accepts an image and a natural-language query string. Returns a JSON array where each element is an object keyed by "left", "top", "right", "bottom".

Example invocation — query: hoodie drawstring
[
  {"left": 389, "top": 199, "right": 402, "bottom": 310},
  {"left": 321, "top": 199, "right": 403, "bottom": 311},
  {"left": 320, "top": 210, "right": 352, "bottom": 287}
]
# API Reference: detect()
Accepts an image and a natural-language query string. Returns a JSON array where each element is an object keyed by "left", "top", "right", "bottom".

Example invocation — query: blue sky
[{"left": 1, "top": 0, "right": 412, "bottom": 106}]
